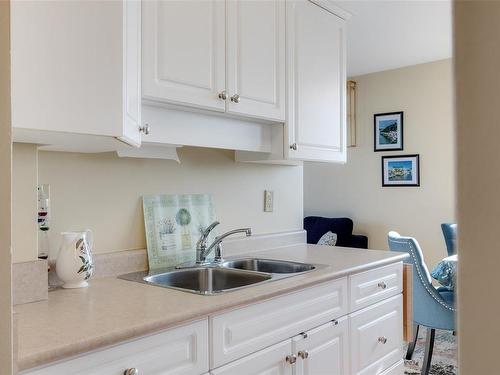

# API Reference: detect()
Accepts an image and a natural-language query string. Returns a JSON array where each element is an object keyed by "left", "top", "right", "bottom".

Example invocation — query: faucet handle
[{"left": 197, "top": 221, "right": 220, "bottom": 249}]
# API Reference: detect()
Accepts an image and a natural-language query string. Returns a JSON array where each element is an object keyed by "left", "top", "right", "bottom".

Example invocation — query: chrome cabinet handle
[
  {"left": 290, "top": 143, "right": 297, "bottom": 151},
  {"left": 218, "top": 91, "right": 227, "bottom": 100},
  {"left": 377, "top": 281, "right": 387, "bottom": 289},
  {"left": 286, "top": 354, "right": 297, "bottom": 364},
  {"left": 123, "top": 369, "right": 139, "bottom": 375},
  {"left": 378, "top": 336, "right": 388, "bottom": 344},
  {"left": 139, "top": 124, "right": 150, "bottom": 135},
  {"left": 230, "top": 94, "right": 240, "bottom": 103},
  {"left": 298, "top": 350, "right": 309, "bottom": 359}
]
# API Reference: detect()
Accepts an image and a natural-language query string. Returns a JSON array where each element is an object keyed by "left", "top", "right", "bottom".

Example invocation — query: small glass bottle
[{"left": 37, "top": 184, "right": 50, "bottom": 259}]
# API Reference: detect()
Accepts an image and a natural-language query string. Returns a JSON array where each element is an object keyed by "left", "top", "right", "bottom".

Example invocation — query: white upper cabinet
[
  {"left": 286, "top": 0, "right": 347, "bottom": 163},
  {"left": 11, "top": 0, "right": 348, "bottom": 161},
  {"left": 122, "top": 0, "right": 143, "bottom": 147},
  {"left": 142, "top": 0, "right": 226, "bottom": 112},
  {"left": 142, "top": 0, "right": 285, "bottom": 123},
  {"left": 226, "top": 0, "right": 286, "bottom": 121},
  {"left": 11, "top": 0, "right": 142, "bottom": 148}
]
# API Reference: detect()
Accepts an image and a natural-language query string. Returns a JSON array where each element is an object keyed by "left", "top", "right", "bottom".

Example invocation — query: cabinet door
[
  {"left": 142, "top": 0, "right": 226, "bottom": 112},
  {"left": 211, "top": 340, "right": 293, "bottom": 375},
  {"left": 350, "top": 295, "right": 403, "bottom": 375},
  {"left": 121, "top": 0, "right": 142, "bottom": 146},
  {"left": 11, "top": 1, "right": 132, "bottom": 140},
  {"left": 293, "top": 317, "right": 349, "bottom": 375},
  {"left": 286, "top": 0, "right": 347, "bottom": 163},
  {"left": 226, "top": 0, "right": 285, "bottom": 121}
]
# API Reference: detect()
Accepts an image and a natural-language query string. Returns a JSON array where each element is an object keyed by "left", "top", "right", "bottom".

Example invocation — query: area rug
[{"left": 403, "top": 329, "right": 457, "bottom": 375}]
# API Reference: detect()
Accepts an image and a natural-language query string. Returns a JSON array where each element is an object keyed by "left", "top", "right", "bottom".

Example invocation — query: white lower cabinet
[
  {"left": 211, "top": 340, "right": 293, "bottom": 375},
  {"left": 349, "top": 262, "right": 403, "bottom": 312},
  {"left": 293, "top": 317, "right": 350, "bottom": 375},
  {"left": 350, "top": 295, "right": 403, "bottom": 375},
  {"left": 380, "top": 360, "right": 405, "bottom": 375},
  {"left": 23, "top": 319, "right": 209, "bottom": 375},
  {"left": 211, "top": 317, "right": 350, "bottom": 375},
  {"left": 210, "top": 278, "right": 348, "bottom": 367},
  {"left": 23, "top": 264, "right": 405, "bottom": 375}
]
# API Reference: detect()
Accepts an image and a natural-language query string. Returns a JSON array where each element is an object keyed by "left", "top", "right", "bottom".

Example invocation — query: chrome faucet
[{"left": 196, "top": 221, "right": 252, "bottom": 264}]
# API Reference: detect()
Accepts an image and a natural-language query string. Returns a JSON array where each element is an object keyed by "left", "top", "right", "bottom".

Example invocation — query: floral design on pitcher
[{"left": 76, "top": 238, "right": 93, "bottom": 280}]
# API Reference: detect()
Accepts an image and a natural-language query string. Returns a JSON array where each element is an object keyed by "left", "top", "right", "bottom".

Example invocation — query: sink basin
[
  {"left": 119, "top": 258, "right": 321, "bottom": 296},
  {"left": 143, "top": 267, "right": 271, "bottom": 295},
  {"left": 222, "top": 258, "right": 316, "bottom": 274}
]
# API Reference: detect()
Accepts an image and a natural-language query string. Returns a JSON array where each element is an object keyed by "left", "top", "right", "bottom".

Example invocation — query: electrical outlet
[{"left": 264, "top": 190, "right": 274, "bottom": 212}]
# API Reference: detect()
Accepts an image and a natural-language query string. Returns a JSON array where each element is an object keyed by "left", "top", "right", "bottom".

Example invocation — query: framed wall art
[
  {"left": 374, "top": 111, "right": 404, "bottom": 151},
  {"left": 382, "top": 154, "right": 420, "bottom": 187}
]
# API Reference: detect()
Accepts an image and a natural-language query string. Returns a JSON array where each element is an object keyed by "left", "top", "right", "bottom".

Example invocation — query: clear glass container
[{"left": 37, "top": 184, "right": 50, "bottom": 259}]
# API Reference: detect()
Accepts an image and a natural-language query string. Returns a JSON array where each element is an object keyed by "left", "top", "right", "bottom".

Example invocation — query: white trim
[{"left": 308, "top": 0, "right": 352, "bottom": 20}]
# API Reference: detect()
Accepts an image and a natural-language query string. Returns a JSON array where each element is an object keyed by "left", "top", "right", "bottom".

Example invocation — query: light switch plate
[{"left": 264, "top": 190, "right": 274, "bottom": 212}]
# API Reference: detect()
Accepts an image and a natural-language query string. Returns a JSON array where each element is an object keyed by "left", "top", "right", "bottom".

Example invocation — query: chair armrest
[{"left": 349, "top": 234, "right": 368, "bottom": 249}]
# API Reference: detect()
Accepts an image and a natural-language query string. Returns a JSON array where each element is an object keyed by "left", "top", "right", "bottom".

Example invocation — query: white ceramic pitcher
[{"left": 56, "top": 230, "right": 94, "bottom": 288}]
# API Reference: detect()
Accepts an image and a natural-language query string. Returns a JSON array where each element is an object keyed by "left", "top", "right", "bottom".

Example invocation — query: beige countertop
[{"left": 15, "top": 244, "right": 407, "bottom": 371}]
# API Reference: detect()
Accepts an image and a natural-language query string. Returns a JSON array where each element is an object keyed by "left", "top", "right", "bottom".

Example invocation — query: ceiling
[{"left": 335, "top": 0, "right": 452, "bottom": 77}]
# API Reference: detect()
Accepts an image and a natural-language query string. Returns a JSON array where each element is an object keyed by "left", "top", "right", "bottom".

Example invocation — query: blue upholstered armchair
[
  {"left": 441, "top": 223, "right": 457, "bottom": 256},
  {"left": 388, "top": 231, "right": 456, "bottom": 375}
]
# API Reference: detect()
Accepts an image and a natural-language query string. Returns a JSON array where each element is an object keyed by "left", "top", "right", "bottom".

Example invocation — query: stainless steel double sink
[{"left": 119, "top": 258, "right": 321, "bottom": 295}]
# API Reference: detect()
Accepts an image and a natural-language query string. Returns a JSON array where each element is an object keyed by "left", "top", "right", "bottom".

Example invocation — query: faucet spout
[{"left": 200, "top": 227, "right": 252, "bottom": 264}]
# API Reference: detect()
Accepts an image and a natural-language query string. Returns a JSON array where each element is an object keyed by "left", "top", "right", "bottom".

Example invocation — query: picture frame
[
  {"left": 142, "top": 194, "right": 217, "bottom": 269},
  {"left": 382, "top": 154, "right": 420, "bottom": 187},
  {"left": 374, "top": 111, "right": 404, "bottom": 151}
]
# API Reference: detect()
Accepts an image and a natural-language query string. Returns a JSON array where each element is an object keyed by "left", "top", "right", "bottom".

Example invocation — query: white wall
[
  {"left": 34, "top": 147, "right": 303, "bottom": 259},
  {"left": 304, "top": 59, "right": 455, "bottom": 268}
]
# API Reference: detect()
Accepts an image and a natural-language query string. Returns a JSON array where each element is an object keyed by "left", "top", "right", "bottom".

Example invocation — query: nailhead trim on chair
[{"left": 391, "top": 237, "right": 456, "bottom": 312}]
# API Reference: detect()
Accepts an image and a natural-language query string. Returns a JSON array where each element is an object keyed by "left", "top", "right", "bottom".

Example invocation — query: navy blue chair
[
  {"left": 303, "top": 217, "right": 368, "bottom": 248},
  {"left": 441, "top": 223, "right": 457, "bottom": 256},
  {"left": 388, "top": 231, "right": 455, "bottom": 375}
]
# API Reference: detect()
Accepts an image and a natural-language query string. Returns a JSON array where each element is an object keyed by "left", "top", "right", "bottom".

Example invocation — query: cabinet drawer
[
  {"left": 210, "top": 278, "right": 348, "bottom": 368},
  {"left": 350, "top": 295, "right": 403, "bottom": 375},
  {"left": 23, "top": 319, "right": 209, "bottom": 375},
  {"left": 349, "top": 262, "right": 403, "bottom": 311}
]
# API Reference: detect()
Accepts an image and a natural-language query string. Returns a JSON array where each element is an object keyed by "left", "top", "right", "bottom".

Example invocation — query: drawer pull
[
  {"left": 377, "top": 281, "right": 387, "bottom": 289},
  {"left": 378, "top": 336, "right": 388, "bottom": 344},
  {"left": 286, "top": 354, "right": 297, "bottom": 364},
  {"left": 298, "top": 350, "right": 309, "bottom": 359},
  {"left": 123, "top": 369, "right": 139, "bottom": 375}
]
